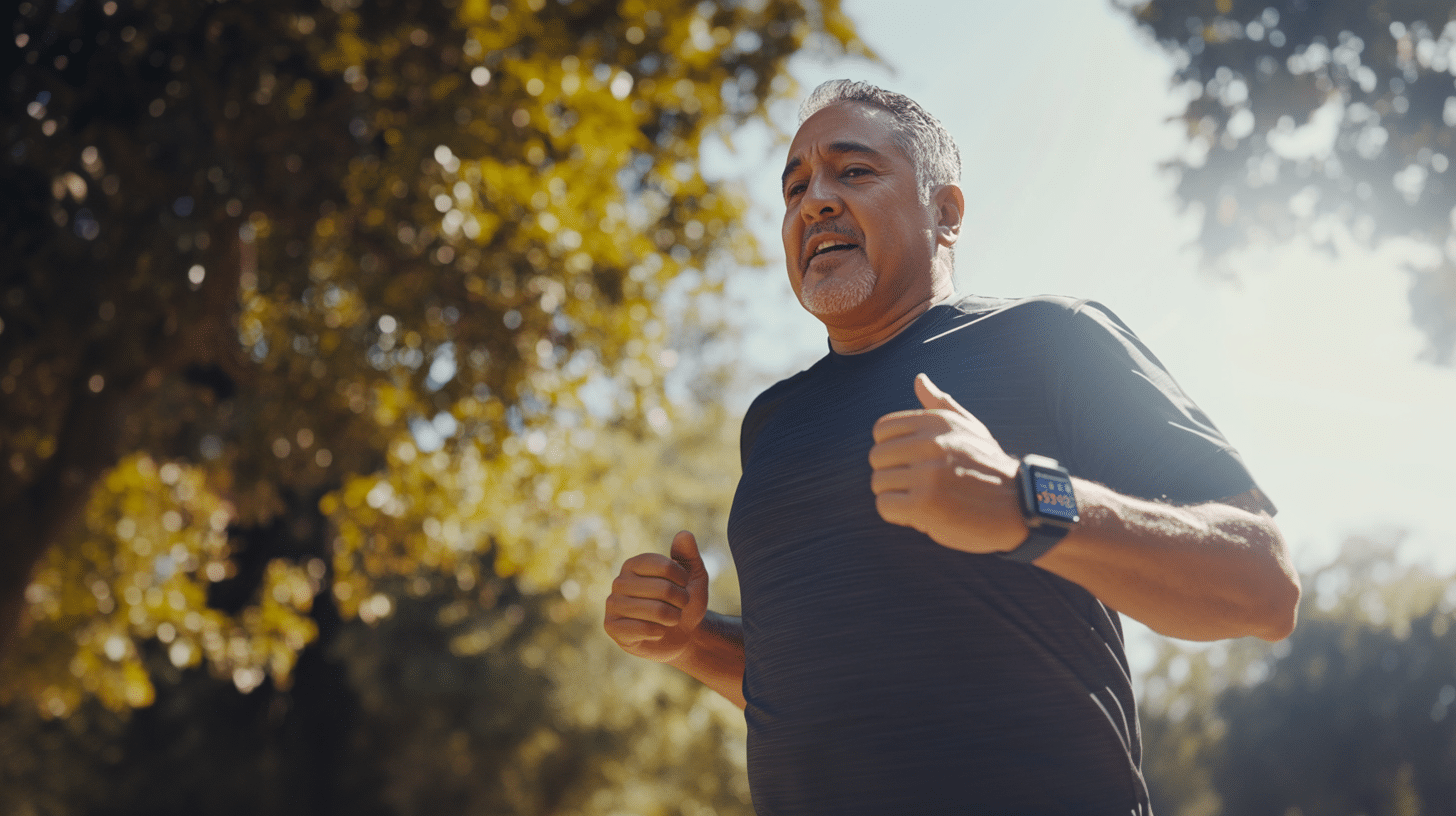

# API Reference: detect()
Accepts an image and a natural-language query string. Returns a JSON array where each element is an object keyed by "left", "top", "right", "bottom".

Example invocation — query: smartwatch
[{"left": 999, "top": 454, "right": 1079, "bottom": 564}]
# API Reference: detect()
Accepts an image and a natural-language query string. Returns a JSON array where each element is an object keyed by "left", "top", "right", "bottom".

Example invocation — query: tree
[
  {"left": 2, "top": 0, "right": 863, "bottom": 706},
  {"left": 0, "top": 403, "right": 759, "bottom": 814},
  {"left": 1122, "top": 0, "right": 1456, "bottom": 362},
  {"left": 1139, "top": 534, "right": 1456, "bottom": 816},
  {"left": 3, "top": 0, "right": 871, "bottom": 808}
]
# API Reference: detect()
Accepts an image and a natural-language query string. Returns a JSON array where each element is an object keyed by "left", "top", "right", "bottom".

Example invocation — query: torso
[{"left": 729, "top": 295, "right": 1257, "bottom": 814}]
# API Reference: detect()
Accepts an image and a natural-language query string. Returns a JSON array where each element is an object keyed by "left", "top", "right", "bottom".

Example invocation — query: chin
[{"left": 799, "top": 268, "right": 877, "bottom": 316}]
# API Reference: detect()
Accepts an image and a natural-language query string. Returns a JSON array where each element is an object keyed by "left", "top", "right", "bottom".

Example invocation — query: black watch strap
[
  {"left": 997, "top": 525, "right": 1068, "bottom": 564},
  {"left": 1003, "top": 454, "right": 1078, "bottom": 564}
]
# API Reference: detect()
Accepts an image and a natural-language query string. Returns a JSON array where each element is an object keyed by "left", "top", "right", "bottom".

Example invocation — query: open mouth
[{"left": 805, "top": 239, "right": 859, "bottom": 267}]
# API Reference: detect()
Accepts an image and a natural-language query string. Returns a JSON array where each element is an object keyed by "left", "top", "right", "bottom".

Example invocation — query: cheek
[{"left": 781, "top": 217, "right": 801, "bottom": 273}]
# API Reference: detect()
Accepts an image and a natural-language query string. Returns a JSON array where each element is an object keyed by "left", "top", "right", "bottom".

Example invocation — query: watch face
[{"left": 1031, "top": 467, "right": 1078, "bottom": 523}]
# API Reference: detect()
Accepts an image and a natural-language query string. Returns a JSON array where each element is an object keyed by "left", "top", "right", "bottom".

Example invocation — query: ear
[{"left": 932, "top": 183, "right": 964, "bottom": 249}]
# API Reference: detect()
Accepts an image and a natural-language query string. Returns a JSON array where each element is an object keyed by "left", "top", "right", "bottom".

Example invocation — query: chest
[{"left": 727, "top": 342, "right": 1059, "bottom": 579}]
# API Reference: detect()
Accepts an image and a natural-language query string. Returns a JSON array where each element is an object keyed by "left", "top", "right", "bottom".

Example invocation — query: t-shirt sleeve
[{"left": 1046, "top": 299, "right": 1268, "bottom": 508}]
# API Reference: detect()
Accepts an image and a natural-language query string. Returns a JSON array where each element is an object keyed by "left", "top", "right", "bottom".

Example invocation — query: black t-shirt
[{"left": 726, "top": 295, "right": 1264, "bottom": 815}]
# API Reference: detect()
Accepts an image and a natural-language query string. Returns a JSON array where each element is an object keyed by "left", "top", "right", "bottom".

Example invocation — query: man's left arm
[
  {"left": 1032, "top": 484, "right": 1297, "bottom": 642},
  {"left": 871, "top": 374, "right": 1300, "bottom": 643}
]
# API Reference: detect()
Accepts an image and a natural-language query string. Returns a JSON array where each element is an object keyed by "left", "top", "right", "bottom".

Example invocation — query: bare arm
[
  {"left": 871, "top": 374, "right": 1300, "bottom": 643},
  {"left": 603, "top": 531, "right": 747, "bottom": 708},
  {"left": 1033, "top": 486, "right": 1297, "bottom": 641},
  {"left": 668, "top": 611, "right": 746, "bottom": 709}
]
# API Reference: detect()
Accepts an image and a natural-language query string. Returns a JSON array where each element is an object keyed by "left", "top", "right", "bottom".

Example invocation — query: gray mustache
[{"left": 801, "top": 222, "right": 865, "bottom": 268}]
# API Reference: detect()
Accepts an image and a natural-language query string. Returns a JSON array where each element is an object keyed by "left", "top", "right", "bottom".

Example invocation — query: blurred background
[{"left": 3, "top": 0, "right": 1455, "bottom": 814}]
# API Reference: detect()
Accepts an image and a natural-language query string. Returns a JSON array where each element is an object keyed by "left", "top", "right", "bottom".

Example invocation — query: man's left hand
[{"left": 869, "top": 373, "right": 1027, "bottom": 554}]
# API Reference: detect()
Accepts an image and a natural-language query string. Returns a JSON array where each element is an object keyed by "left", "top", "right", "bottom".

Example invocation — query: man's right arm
[
  {"left": 669, "top": 611, "right": 746, "bottom": 709},
  {"left": 603, "top": 530, "right": 747, "bottom": 709}
]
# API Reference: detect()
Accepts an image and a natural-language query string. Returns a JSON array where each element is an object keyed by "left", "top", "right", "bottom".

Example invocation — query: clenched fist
[
  {"left": 603, "top": 530, "right": 710, "bottom": 664},
  {"left": 869, "top": 373, "right": 1027, "bottom": 554}
]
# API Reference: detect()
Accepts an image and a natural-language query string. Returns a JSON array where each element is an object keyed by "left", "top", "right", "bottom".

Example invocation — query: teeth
[{"left": 812, "top": 240, "right": 853, "bottom": 257}]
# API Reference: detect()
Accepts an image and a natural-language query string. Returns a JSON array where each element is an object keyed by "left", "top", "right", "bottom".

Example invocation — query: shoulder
[
  {"left": 949, "top": 293, "right": 1125, "bottom": 324},
  {"left": 739, "top": 364, "right": 821, "bottom": 464},
  {"left": 936, "top": 294, "right": 1137, "bottom": 347},
  {"left": 743, "top": 372, "right": 802, "bottom": 427}
]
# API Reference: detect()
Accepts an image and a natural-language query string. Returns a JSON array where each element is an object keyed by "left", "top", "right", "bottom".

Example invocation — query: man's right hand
[{"left": 604, "top": 530, "right": 710, "bottom": 664}]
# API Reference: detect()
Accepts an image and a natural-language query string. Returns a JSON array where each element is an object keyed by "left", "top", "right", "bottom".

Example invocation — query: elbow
[
  {"left": 1242, "top": 517, "right": 1300, "bottom": 642},
  {"left": 1250, "top": 566, "right": 1301, "bottom": 642}
]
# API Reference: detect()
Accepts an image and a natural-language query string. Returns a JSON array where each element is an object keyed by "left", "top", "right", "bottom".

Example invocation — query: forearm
[
  {"left": 1035, "top": 483, "right": 1300, "bottom": 642},
  {"left": 669, "top": 611, "right": 747, "bottom": 709}
]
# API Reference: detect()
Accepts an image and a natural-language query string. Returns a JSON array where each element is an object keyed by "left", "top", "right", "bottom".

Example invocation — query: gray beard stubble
[{"left": 799, "top": 265, "right": 877, "bottom": 316}]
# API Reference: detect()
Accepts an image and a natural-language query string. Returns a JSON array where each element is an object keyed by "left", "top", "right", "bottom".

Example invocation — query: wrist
[
  {"left": 665, "top": 613, "right": 719, "bottom": 668},
  {"left": 998, "top": 454, "right": 1079, "bottom": 564},
  {"left": 665, "top": 643, "right": 699, "bottom": 671}
]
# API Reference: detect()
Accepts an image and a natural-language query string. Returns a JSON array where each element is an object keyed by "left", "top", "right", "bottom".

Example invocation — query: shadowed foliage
[
  {"left": 1123, "top": 0, "right": 1456, "bottom": 362},
  {"left": 0, "top": 0, "right": 867, "bottom": 810},
  {"left": 1141, "top": 535, "right": 1456, "bottom": 816}
]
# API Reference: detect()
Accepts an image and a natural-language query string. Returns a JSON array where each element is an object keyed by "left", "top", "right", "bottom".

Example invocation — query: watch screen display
[{"left": 1031, "top": 469, "right": 1078, "bottom": 522}]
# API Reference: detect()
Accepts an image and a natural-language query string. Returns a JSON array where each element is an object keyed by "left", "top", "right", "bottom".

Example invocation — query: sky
[{"left": 703, "top": 0, "right": 1456, "bottom": 589}]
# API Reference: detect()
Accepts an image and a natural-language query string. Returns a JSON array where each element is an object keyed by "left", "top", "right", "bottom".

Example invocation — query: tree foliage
[
  {"left": 2, "top": 0, "right": 860, "bottom": 707},
  {"left": 1, "top": 0, "right": 866, "bottom": 809},
  {"left": 1, "top": 412, "right": 756, "bottom": 814},
  {"left": 1141, "top": 535, "right": 1456, "bottom": 816},
  {"left": 1123, "top": 0, "right": 1456, "bottom": 362}
]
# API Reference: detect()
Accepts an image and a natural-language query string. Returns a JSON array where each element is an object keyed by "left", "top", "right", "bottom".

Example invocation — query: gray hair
[{"left": 798, "top": 79, "right": 962, "bottom": 204}]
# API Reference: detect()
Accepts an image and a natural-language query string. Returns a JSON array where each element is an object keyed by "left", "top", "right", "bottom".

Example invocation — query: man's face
[{"left": 781, "top": 101, "right": 941, "bottom": 321}]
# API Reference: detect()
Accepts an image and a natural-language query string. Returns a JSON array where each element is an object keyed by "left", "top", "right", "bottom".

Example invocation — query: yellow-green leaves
[
  {"left": 5, "top": 455, "right": 319, "bottom": 715},
  {"left": 3, "top": 0, "right": 860, "bottom": 766}
]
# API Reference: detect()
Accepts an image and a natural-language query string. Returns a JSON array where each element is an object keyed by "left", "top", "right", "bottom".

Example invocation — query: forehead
[{"left": 785, "top": 101, "right": 906, "bottom": 165}]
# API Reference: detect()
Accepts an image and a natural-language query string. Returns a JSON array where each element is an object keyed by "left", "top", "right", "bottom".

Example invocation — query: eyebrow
[{"left": 781, "top": 141, "right": 884, "bottom": 187}]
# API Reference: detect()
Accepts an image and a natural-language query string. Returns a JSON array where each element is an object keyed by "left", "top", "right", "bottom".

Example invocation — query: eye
[{"left": 784, "top": 181, "right": 806, "bottom": 200}]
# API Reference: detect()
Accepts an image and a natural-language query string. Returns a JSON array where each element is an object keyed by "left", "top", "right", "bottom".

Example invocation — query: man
[{"left": 603, "top": 80, "right": 1300, "bottom": 814}]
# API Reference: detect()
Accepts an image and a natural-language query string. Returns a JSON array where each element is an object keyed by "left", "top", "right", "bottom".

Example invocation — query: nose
[{"left": 800, "top": 174, "right": 840, "bottom": 221}]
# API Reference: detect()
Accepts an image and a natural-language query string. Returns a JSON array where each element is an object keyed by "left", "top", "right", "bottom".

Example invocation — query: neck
[{"left": 825, "top": 281, "right": 957, "bottom": 355}]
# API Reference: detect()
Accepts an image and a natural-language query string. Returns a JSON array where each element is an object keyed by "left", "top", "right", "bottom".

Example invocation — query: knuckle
[
  {"left": 621, "top": 554, "right": 653, "bottom": 574},
  {"left": 640, "top": 598, "right": 678, "bottom": 625},
  {"left": 901, "top": 486, "right": 932, "bottom": 513},
  {"left": 605, "top": 617, "right": 638, "bottom": 643}
]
